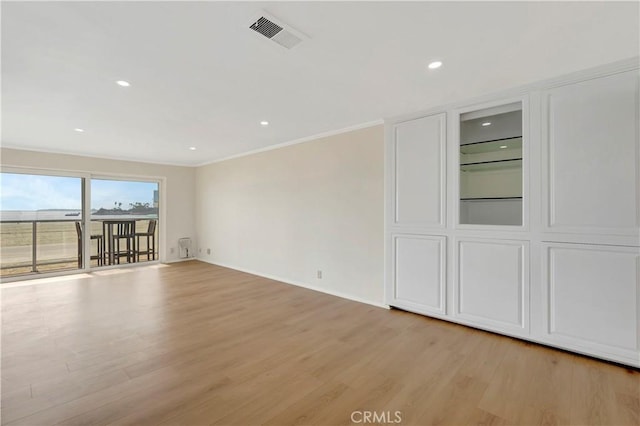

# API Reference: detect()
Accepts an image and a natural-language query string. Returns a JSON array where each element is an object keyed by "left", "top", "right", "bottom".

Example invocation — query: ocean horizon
[{"left": 0, "top": 209, "right": 158, "bottom": 221}]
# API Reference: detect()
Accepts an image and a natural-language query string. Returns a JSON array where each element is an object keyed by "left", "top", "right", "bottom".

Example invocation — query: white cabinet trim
[
  {"left": 541, "top": 242, "right": 640, "bottom": 362},
  {"left": 541, "top": 71, "right": 640, "bottom": 237},
  {"left": 453, "top": 237, "right": 530, "bottom": 335},
  {"left": 391, "top": 113, "right": 447, "bottom": 229},
  {"left": 390, "top": 234, "right": 447, "bottom": 315}
]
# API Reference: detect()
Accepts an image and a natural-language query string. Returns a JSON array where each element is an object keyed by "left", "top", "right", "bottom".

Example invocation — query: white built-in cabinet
[
  {"left": 385, "top": 58, "right": 640, "bottom": 367},
  {"left": 392, "top": 113, "right": 446, "bottom": 228}
]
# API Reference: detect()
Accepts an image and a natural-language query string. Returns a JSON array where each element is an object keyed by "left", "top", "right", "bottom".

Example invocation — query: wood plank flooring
[{"left": 1, "top": 261, "right": 638, "bottom": 425}]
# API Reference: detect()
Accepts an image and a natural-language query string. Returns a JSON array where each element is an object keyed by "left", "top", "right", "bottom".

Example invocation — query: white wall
[
  {"left": 195, "top": 125, "right": 385, "bottom": 306},
  {"left": 0, "top": 148, "right": 196, "bottom": 263}
]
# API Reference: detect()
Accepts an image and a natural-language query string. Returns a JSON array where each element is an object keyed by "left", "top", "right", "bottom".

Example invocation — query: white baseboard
[
  {"left": 197, "top": 257, "right": 389, "bottom": 310},
  {"left": 164, "top": 257, "right": 197, "bottom": 264}
]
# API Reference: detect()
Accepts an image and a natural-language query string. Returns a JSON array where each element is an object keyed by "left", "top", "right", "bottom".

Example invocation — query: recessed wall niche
[{"left": 459, "top": 103, "right": 523, "bottom": 226}]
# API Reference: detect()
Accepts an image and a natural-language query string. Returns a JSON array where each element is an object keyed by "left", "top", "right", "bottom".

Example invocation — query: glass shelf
[
  {"left": 460, "top": 158, "right": 522, "bottom": 172},
  {"left": 461, "top": 197, "right": 522, "bottom": 201},
  {"left": 459, "top": 104, "right": 523, "bottom": 226},
  {"left": 460, "top": 136, "right": 522, "bottom": 154}
]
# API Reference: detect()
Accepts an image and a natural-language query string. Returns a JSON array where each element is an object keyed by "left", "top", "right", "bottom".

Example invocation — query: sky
[{"left": 0, "top": 173, "right": 158, "bottom": 211}]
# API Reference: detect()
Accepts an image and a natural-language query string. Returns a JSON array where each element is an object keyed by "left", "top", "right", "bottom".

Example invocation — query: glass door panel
[
  {"left": 90, "top": 179, "right": 159, "bottom": 267},
  {"left": 0, "top": 172, "right": 84, "bottom": 278}
]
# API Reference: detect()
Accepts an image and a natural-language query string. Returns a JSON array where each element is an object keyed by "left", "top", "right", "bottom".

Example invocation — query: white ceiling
[{"left": 2, "top": 1, "right": 638, "bottom": 166}]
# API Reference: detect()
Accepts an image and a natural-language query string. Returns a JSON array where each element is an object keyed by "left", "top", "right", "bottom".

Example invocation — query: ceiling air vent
[{"left": 249, "top": 13, "right": 307, "bottom": 49}]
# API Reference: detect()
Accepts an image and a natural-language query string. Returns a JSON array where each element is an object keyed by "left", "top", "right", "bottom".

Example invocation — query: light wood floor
[{"left": 1, "top": 261, "right": 638, "bottom": 425}]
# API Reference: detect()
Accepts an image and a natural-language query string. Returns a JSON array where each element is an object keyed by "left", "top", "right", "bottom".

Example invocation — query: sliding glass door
[
  {"left": 0, "top": 172, "right": 160, "bottom": 280},
  {"left": 90, "top": 178, "right": 159, "bottom": 267},
  {"left": 0, "top": 172, "right": 84, "bottom": 278}
]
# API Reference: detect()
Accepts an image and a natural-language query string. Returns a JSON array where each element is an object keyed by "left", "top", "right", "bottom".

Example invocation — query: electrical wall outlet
[
  {"left": 170, "top": 247, "right": 175, "bottom": 254},
  {"left": 199, "top": 248, "right": 202, "bottom": 253},
  {"left": 207, "top": 248, "right": 211, "bottom": 255},
  {"left": 317, "top": 270, "right": 322, "bottom": 279}
]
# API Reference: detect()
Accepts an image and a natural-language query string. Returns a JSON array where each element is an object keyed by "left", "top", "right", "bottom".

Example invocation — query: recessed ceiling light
[
  {"left": 500, "top": 145, "right": 508, "bottom": 149},
  {"left": 427, "top": 61, "right": 442, "bottom": 70},
  {"left": 116, "top": 80, "right": 131, "bottom": 87},
  {"left": 482, "top": 122, "right": 492, "bottom": 126},
  {"left": 260, "top": 121, "right": 269, "bottom": 126},
  {"left": 74, "top": 128, "right": 84, "bottom": 132},
  {"left": 189, "top": 147, "right": 197, "bottom": 151}
]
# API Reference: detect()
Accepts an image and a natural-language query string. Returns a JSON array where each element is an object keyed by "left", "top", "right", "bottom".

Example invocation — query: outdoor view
[{"left": 0, "top": 173, "right": 159, "bottom": 278}]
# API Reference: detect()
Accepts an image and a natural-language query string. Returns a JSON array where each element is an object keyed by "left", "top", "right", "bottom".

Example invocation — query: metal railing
[{"left": 0, "top": 218, "right": 158, "bottom": 278}]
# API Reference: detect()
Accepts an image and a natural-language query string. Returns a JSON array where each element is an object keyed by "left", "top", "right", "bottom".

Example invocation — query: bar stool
[
  {"left": 75, "top": 221, "right": 103, "bottom": 267},
  {"left": 136, "top": 219, "right": 157, "bottom": 261},
  {"left": 103, "top": 220, "right": 136, "bottom": 265},
  {"left": 113, "top": 221, "right": 136, "bottom": 264}
]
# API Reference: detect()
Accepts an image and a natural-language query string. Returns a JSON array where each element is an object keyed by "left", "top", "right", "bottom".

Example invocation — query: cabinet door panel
[
  {"left": 543, "top": 71, "right": 639, "bottom": 235},
  {"left": 393, "top": 114, "right": 446, "bottom": 227},
  {"left": 394, "top": 235, "right": 445, "bottom": 314},
  {"left": 544, "top": 243, "right": 638, "bottom": 352},
  {"left": 456, "top": 239, "right": 528, "bottom": 333}
]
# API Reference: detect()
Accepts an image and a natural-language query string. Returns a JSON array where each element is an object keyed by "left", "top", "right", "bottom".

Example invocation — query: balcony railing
[{"left": 0, "top": 218, "right": 158, "bottom": 279}]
